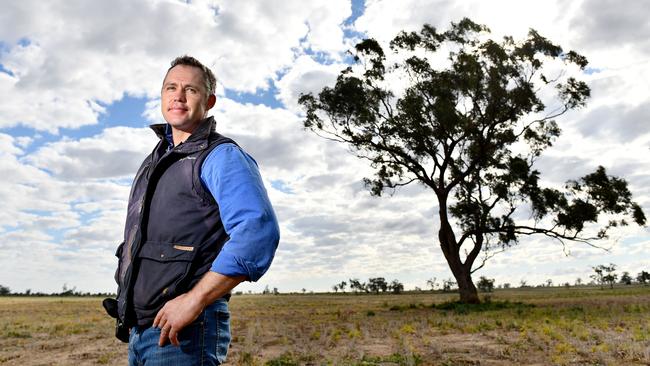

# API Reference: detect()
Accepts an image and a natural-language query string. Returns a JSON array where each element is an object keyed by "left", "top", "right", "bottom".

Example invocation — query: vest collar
[{"left": 149, "top": 116, "right": 216, "bottom": 151}]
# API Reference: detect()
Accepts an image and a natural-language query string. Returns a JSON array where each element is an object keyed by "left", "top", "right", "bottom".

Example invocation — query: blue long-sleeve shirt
[
  {"left": 165, "top": 125, "right": 279, "bottom": 281},
  {"left": 199, "top": 143, "right": 280, "bottom": 281}
]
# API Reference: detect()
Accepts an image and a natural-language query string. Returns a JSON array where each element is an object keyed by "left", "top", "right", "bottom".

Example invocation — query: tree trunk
[
  {"left": 438, "top": 199, "right": 481, "bottom": 304},
  {"left": 438, "top": 235, "right": 481, "bottom": 303},
  {"left": 455, "top": 267, "right": 480, "bottom": 304}
]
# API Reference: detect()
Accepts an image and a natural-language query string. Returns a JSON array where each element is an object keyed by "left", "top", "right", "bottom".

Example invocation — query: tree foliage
[
  {"left": 343, "top": 278, "right": 404, "bottom": 294},
  {"left": 348, "top": 278, "right": 366, "bottom": 293},
  {"left": 389, "top": 279, "right": 405, "bottom": 294},
  {"left": 426, "top": 277, "right": 438, "bottom": 291},
  {"left": 299, "top": 18, "right": 646, "bottom": 303},
  {"left": 619, "top": 272, "right": 632, "bottom": 285},
  {"left": 591, "top": 263, "right": 617, "bottom": 289},
  {"left": 332, "top": 281, "right": 347, "bottom": 293},
  {"left": 442, "top": 278, "right": 457, "bottom": 292},
  {"left": 367, "top": 277, "right": 389, "bottom": 294},
  {"left": 476, "top": 276, "right": 495, "bottom": 292}
]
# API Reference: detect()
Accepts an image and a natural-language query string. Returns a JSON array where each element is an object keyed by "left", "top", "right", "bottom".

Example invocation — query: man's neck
[
  {"left": 169, "top": 117, "right": 208, "bottom": 146},
  {"left": 172, "top": 129, "right": 193, "bottom": 146}
]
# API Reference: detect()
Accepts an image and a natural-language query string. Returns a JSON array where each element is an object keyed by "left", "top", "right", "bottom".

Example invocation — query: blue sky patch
[
  {"left": 56, "top": 95, "right": 150, "bottom": 143},
  {"left": 98, "top": 95, "right": 150, "bottom": 128},
  {"left": 225, "top": 85, "right": 283, "bottom": 109},
  {"left": 0, "top": 63, "right": 14, "bottom": 77},
  {"left": 345, "top": 0, "right": 365, "bottom": 26},
  {"left": 271, "top": 179, "right": 294, "bottom": 194},
  {"left": 343, "top": 0, "right": 367, "bottom": 41},
  {"left": 584, "top": 67, "right": 602, "bottom": 75},
  {"left": 23, "top": 209, "right": 52, "bottom": 216}
]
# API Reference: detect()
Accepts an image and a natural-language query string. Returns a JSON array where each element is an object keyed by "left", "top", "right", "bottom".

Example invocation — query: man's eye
[
  {"left": 187, "top": 88, "right": 197, "bottom": 94},
  {"left": 165, "top": 86, "right": 175, "bottom": 91}
]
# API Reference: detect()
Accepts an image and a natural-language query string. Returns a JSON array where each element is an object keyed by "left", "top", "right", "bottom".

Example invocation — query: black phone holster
[{"left": 102, "top": 298, "right": 129, "bottom": 343}]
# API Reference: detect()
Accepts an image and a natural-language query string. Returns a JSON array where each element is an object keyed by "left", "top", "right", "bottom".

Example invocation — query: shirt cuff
[{"left": 210, "top": 250, "right": 263, "bottom": 282}]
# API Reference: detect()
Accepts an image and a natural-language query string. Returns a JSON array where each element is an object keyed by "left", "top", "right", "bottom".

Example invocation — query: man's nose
[{"left": 173, "top": 89, "right": 187, "bottom": 102}]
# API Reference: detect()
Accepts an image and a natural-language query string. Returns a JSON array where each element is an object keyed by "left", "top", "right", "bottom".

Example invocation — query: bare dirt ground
[
  {"left": 0, "top": 297, "right": 125, "bottom": 365},
  {"left": 1, "top": 286, "right": 649, "bottom": 365}
]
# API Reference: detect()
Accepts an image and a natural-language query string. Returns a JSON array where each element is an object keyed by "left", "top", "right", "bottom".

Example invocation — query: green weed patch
[{"left": 433, "top": 300, "right": 535, "bottom": 314}]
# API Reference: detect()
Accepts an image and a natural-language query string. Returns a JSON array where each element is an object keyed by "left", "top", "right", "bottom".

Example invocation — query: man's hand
[
  {"left": 152, "top": 272, "right": 246, "bottom": 347},
  {"left": 153, "top": 292, "right": 203, "bottom": 346}
]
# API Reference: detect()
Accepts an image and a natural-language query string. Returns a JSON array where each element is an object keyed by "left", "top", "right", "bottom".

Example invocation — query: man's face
[{"left": 161, "top": 65, "right": 214, "bottom": 131}]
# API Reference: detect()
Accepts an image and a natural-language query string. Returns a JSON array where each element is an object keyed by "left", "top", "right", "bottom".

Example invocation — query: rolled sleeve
[{"left": 200, "top": 143, "right": 280, "bottom": 281}]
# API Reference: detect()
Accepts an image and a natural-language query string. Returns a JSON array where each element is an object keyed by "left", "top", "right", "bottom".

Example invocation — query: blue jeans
[{"left": 128, "top": 299, "right": 231, "bottom": 365}]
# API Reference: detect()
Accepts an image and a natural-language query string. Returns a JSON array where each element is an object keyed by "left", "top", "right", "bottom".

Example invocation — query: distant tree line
[
  {"left": 477, "top": 265, "right": 650, "bottom": 292},
  {"left": 327, "top": 266, "right": 650, "bottom": 296},
  {"left": 589, "top": 264, "right": 650, "bottom": 290},
  {"left": 331, "top": 277, "right": 459, "bottom": 295},
  {"left": 5, "top": 265, "right": 646, "bottom": 298},
  {"left": 331, "top": 278, "right": 405, "bottom": 294},
  {"left": 0, "top": 283, "right": 115, "bottom": 297}
]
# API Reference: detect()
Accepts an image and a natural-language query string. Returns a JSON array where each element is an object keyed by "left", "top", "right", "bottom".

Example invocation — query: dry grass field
[{"left": 1, "top": 286, "right": 649, "bottom": 365}]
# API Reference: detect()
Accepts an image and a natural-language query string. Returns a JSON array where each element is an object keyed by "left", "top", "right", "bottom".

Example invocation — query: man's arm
[
  {"left": 153, "top": 272, "right": 246, "bottom": 346},
  {"left": 205, "top": 143, "right": 280, "bottom": 281}
]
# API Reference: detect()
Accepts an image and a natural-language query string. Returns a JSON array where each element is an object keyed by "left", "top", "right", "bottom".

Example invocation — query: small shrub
[
  {"left": 239, "top": 352, "right": 254, "bottom": 364},
  {"left": 400, "top": 323, "right": 416, "bottom": 334},
  {"left": 360, "top": 353, "right": 423, "bottom": 365},
  {"left": 265, "top": 353, "right": 299, "bottom": 366},
  {"left": 309, "top": 330, "right": 321, "bottom": 340},
  {"left": 348, "top": 328, "right": 362, "bottom": 339},
  {"left": 6, "top": 330, "right": 31, "bottom": 338},
  {"left": 330, "top": 328, "right": 342, "bottom": 343}
]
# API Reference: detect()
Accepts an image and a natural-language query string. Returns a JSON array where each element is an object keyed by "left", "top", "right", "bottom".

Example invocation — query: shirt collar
[{"left": 164, "top": 123, "right": 174, "bottom": 147}]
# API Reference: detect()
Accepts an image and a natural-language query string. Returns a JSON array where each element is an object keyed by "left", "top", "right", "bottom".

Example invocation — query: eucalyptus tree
[{"left": 299, "top": 19, "right": 645, "bottom": 303}]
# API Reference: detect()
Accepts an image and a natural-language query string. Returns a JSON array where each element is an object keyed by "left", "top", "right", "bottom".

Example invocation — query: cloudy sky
[{"left": 1, "top": 0, "right": 648, "bottom": 294}]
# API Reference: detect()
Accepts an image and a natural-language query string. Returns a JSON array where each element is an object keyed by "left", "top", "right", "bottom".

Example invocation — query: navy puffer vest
[{"left": 115, "top": 117, "right": 234, "bottom": 330}]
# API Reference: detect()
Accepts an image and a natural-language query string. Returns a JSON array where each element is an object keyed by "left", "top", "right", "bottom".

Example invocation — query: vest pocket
[{"left": 132, "top": 241, "right": 197, "bottom": 311}]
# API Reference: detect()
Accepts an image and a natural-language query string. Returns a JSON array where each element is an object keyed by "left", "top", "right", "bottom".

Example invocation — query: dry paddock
[{"left": 1, "top": 286, "right": 649, "bottom": 365}]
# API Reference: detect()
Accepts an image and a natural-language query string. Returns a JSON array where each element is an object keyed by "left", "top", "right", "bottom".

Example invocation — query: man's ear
[{"left": 206, "top": 94, "right": 216, "bottom": 110}]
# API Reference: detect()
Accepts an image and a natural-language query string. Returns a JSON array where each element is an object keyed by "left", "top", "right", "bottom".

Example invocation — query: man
[{"left": 108, "top": 55, "right": 280, "bottom": 365}]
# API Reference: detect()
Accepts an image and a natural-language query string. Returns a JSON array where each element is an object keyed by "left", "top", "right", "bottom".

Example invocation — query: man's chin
[{"left": 165, "top": 118, "right": 202, "bottom": 130}]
